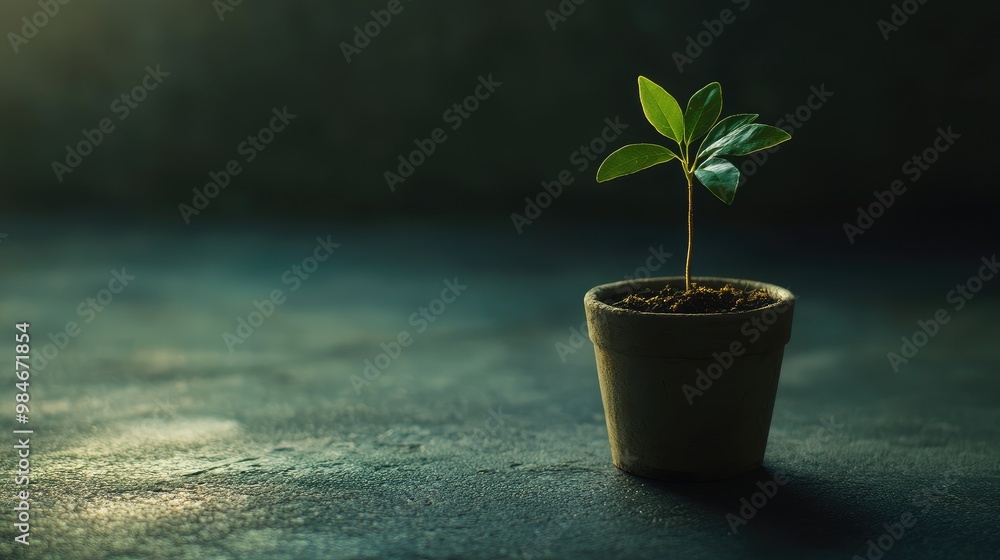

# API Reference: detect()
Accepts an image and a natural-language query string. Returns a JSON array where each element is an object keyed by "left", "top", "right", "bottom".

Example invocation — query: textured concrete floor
[{"left": 0, "top": 226, "right": 997, "bottom": 559}]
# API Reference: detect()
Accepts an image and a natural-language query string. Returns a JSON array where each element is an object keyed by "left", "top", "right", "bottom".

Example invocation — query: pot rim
[{"left": 585, "top": 276, "right": 795, "bottom": 319}]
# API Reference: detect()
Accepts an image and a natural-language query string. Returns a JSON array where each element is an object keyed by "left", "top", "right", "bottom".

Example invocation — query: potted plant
[{"left": 586, "top": 76, "right": 796, "bottom": 481}]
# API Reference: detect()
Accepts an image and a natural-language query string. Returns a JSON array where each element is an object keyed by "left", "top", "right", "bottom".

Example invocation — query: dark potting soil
[{"left": 610, "top": 283, "right": 778, "bottom": 314}]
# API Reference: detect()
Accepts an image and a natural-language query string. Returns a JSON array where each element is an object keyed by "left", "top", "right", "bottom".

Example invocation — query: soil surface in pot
[{"left": 610, "top": 283, "right": 777, "bottom": 314}]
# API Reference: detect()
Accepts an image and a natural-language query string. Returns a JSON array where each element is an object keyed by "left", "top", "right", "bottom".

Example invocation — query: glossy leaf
[
  {"left": 596, "top": 143, "right": 678, "bottom": 182},
  {"left": 638, "top": 76, "right": 685, "bottom": 143},
  {"left": 697, "top": 113, "right": 757, "bottom": 161},
  {"left": 684, "top": 82, "right": 723, "bottom": 144},
  {"left": 702, "top": 123, "right": 791, "bottom": 158},
  {"left": 694, "top": 158, "right": 740, "bottom": 204}
]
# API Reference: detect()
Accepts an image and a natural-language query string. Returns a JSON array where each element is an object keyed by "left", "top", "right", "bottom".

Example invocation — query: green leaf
[
  {"left": 638, "top": 76, "right": 685, "bottom": 143},
  {"left": 694, "top": 158, "right": 741, "bottom": 204},
  {"left": 684, "top": 82, "right": 723, "bottom": 144},
  {"left": 697, "top": 113, "right": 757, "bottom": 161},
  {"left": 703, "top": 124, "right": 791, "bottom": 157},
  {"left": 596, "top": 143, "right": 678, "bottom": 182}
]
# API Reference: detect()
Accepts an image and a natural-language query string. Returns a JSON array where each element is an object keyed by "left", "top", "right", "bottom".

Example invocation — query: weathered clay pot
[{"left": 584, "top": 276, "right": 795, "bottom": 481}]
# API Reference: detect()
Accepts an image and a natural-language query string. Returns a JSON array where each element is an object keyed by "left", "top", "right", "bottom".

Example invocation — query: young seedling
[{"left": 596, "top": 77, "right": 791, "bottom": 292}]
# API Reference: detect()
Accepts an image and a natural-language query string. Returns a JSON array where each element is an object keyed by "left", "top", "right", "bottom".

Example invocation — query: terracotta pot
[{"left": 584, "top": 276, "right": 795, "bottom": 481}]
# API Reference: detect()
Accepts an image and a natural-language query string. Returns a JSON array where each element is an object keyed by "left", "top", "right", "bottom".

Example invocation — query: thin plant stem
[{"left": 685, "top": 171, "right": 693, "bottom": 291}]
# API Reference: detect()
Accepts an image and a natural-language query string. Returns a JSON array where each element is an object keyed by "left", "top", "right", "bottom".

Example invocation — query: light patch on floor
[{"left": 779, "top": 350, "right": 844, "bottom": 387}]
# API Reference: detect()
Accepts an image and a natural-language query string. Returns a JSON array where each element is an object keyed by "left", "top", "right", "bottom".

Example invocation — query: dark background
[{"left": 1, "top": 0, "right": 993, "bottom": 258}]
